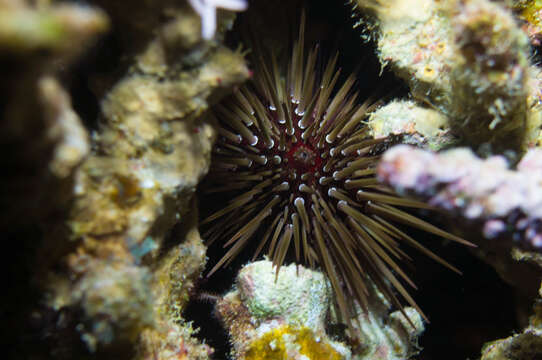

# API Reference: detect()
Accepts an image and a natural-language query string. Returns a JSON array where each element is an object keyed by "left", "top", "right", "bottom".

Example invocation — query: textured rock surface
[
  {"left": 368, "top": 100, "right": 457, "bottom": 150},
  {"left": 47, "top": 6, "right": 248, "bottom": 357},
  {"left": 5, "top": 0, "right": 542, "bottom": 358},
  {"left": 0, "top": 0, "right": 107, "bottom": 226},
  {"left": 215, "top": 260, "right": 424, "bottom": 360},
  {"left": 378, "top": 144, "right": 542, "bottom": 299},
  {"left": 515, "top": 0, "right": 542, "bottom": 45},
  {"left": 0, "top": 0, "right": 251, "bottom": 358},
  {"left": 216, "top": 260, "right": 349, "bottom": 360},
  {"left": 353, "top": 0, "right": 542, "bottom": 152}
]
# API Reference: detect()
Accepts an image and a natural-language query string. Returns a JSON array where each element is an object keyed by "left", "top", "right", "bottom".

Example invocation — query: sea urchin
[{"left": 201, "top": 14, "right": 471, "bottom": 329}]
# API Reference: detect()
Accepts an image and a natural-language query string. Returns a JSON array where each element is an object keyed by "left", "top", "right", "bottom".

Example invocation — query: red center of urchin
[{"left": 286, "top": 143, "right": 321, "bottom": 174}]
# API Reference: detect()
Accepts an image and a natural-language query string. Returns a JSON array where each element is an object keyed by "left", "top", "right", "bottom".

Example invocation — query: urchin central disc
[{"left": 287, "top": 143, "right": 319, "bottom": 172}]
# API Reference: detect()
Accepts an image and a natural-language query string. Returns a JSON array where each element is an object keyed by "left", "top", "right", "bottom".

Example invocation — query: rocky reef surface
[
  {"left": 355, "top": 0, "right": 542, "bottom": 153},
  {"left": 215, "top": 260, "right": 423, "bottom": 360},
  {"left": 2, "top": 0, "right": 248, "bottom": 359},
  {"left": 360, "top": 0, "right": 542, "bottom": 358},
  {"left": 3, "top": 0, "right": 542, "bottom": 359}
]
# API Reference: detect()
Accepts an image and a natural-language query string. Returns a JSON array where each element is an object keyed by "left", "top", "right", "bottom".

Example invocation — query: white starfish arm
[{"left": 201, "top": 4, "right": 217, "bottom": 39}]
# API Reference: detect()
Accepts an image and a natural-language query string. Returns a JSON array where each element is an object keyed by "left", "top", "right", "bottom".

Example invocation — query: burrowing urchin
[{"left": 201, "top": 14, "right": 471, "bottom": 331}]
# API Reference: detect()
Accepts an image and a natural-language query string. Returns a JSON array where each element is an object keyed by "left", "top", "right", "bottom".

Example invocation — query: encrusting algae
[
  {"left": 245, "top": 325, "right": 343, "bottom": 360},
  {"left": 515, "top": 0, "right": 542, "bottom": 44}
]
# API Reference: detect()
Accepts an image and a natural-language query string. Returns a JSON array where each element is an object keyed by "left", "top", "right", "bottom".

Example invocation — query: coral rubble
[{"left": 349, "top": 284, "right": 425, "bottom": 360}]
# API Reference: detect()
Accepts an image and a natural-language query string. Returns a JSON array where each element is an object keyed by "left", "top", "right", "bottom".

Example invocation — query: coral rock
[
  {"left": 216, "top": 260, "right": 425, "bottom": 360},
  {"left": 42, "top": 0, "right": 249, "bottom": 355},
  {"left": 216, "top": 260, "right": 351, "bottom": 360},
  {"left": 353, "top": 0, "right": 540, "bottom": 152},
  {"left": 350, "top": 284, "right": 424, "bottom": 360},
  {"left": 378, "top": 144, "right": 542, "bottom": 296},
  {"left": 368, "top": 100, "right": 456, "bottom": 151}
]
